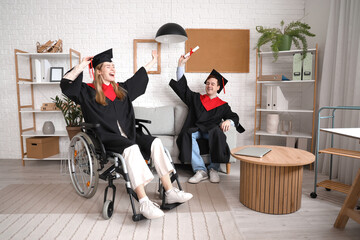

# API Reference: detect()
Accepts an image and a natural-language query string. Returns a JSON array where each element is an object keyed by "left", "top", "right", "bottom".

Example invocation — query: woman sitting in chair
[{"left": 61, "top": 48, "right": 192, "bottom": 219}]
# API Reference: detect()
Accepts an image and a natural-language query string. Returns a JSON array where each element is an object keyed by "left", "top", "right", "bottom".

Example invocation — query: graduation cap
[
  {"left": 88, "top": 48, "right": 113, "bottom": 80},
  {"left": 90, "top": 48, "right": 113, "bottom": 69},
  {"left": 204, "top": 69, "right": 228, "bottom": 94}
]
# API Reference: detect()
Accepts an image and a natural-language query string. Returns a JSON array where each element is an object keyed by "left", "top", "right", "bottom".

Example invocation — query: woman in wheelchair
[{"left": 61, "top": 49, "right": 192, "bottom": 220}]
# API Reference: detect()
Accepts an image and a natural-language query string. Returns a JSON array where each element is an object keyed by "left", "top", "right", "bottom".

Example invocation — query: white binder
[
  {"left": 293, "top": 53, "right": 302, "bottom": 80},
  {"left": 297, "top": 138, "right": 308, "bottom": 151},
  {"left": 286, "top": 137, "right": 296, "bottom": 147},
  {"left": 272, "top": 86, "right": 288, "bottom": 110},
  {"left": 41, "top": 59, "right": 51, "bottom": 82},
  {"left": 266, "top": 86, "right": 273, "bottom": 109},
  {"left": 34, "top": 59, "right": 42, "bottom": 82},
  {"left": 302, "top": 53, "right": 313, "bottom": 80}
]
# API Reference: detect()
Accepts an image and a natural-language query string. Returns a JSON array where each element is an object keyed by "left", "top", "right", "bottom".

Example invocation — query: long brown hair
[{"left": 93, "top": 63, "right": 127, "bottom": 106}]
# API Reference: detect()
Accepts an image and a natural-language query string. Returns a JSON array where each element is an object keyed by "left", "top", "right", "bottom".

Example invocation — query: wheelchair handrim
[{"left": 68, "top": 134, "right": 97, "bottom": 197}]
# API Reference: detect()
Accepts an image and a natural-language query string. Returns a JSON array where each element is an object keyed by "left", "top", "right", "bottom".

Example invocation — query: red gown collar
[
  {"left": 87, "top": 83, "right": 117, "bottom": 101},
  {"left": 200, "top": 94, "right": 227, "bottom": 111}
]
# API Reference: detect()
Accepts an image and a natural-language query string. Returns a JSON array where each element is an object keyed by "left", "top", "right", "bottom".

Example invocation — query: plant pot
[
  {"left": 66, "top": 126, "right": 81, "bottom": 140},
  {"left": 278, "top": 35, "right": 292, "bottom": 51}
]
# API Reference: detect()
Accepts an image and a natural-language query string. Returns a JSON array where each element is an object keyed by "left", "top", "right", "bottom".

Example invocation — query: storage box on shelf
[
  {"left": 254, "top": 45, "right": 318, "bottom": 152},
  {"left": 26, "top": 136, "right": 59, "bottom": 159},
  {"left": 15, "top": 49, "right": 81, "bottom": 165}
]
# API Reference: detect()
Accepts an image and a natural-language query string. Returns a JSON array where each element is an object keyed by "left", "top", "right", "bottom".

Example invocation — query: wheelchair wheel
[
  {"left": 102, "top": 200, "right": 114, "bottom": 220},
  {"left": 68, "top": 132, "right": 99, "bottom": 198}
]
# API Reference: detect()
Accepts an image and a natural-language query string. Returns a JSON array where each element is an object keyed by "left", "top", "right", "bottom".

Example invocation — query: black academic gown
[
  {"left": 169, "top": 75, "right": 245, "bottom": 164},
  {"left": 61, "top": 67, "right": 154, "bottom": 158}
]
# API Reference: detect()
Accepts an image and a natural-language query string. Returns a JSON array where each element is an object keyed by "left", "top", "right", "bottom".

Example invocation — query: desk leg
[{"left": 334, "top": 168, "right": 360, "bottom": 228}]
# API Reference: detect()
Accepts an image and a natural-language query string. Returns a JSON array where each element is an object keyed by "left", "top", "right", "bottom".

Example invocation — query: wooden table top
[{"left": 231, "top": 145, "right": 315, "bottom": 167}]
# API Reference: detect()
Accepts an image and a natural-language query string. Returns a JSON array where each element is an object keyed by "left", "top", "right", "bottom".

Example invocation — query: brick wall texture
[{"left": 0, "top": 0, "right": 305, "bottom": 159}]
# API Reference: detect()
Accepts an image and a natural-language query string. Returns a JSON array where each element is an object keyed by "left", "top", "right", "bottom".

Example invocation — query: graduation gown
[
  {"left": 61, "top": 67, "right": 155, "bottom": 158},
  {"left": 169, "top": 75, "right": 245, "bottom": 164}
]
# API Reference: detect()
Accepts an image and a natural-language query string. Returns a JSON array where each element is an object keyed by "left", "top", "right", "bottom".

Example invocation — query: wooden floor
[{"left": 0, "top": 159, "right": 359, "bottom": 239}]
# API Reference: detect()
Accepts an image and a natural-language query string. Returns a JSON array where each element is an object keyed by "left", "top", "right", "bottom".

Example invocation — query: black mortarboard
[
  {"left": 204, "top": 69, "right": 228, "bottom": 94},
  {"left": 90, "top": 48, "right": 113, "bottom": 69}
]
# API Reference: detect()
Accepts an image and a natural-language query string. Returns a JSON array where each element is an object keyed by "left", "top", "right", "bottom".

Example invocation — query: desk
[
  {"left": 320, "top": 128, "right": 360, "bottom": 229},
  {"left": 231, "top": 145, "right": 314, "bottom": 214}
]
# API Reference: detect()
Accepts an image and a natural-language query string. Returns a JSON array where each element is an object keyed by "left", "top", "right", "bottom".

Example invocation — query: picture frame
[
  {"left": 50, "top": 67, "right": 64, "bottom": 82},
  {"left": 133, "top": 39, "right": 161, "bottom": 74}
]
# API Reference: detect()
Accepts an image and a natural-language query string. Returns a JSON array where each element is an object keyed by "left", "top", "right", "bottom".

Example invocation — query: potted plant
[
  {"left": 255, "top": 20, "right": 316, "bottom": 61},
  {"left": 52, "top": 94, "right": 83, "bottom": 139}
]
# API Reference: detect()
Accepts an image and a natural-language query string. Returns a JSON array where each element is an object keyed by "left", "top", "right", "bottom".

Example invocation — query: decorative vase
[
  {"left": 266, "top": 114, "right": 279, "bottom": 134},
  {"left": 278, "top": 35, "right": 292, "bottom": 51},
  {"left": 42, "top": 121, "right": 55, "bottom": 134},
  {"left": 66, "top": 126, "right": 81, "bottom": 140}
]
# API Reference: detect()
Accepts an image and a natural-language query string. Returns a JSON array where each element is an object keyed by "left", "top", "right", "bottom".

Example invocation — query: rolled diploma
[{"left": 184, "top": 46, "right": 199, "bottom": 58}]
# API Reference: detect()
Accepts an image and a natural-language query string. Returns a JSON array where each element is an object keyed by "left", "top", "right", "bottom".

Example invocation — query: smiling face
[
  {"left": 205, "top": 77, "right": 220, "bottom": 97},
  {"left": 98, "top": 62, "right": 115, "bottom": 84}
]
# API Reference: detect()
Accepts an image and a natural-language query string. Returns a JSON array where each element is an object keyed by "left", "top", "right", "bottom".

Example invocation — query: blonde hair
[{"left": 93, "top": 63, "right": 127, "bottom": 106}]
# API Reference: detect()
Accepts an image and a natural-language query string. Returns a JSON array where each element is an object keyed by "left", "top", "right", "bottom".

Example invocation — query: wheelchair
[{"left": 67, "top": 119, "right": 183, "bottom": 221}]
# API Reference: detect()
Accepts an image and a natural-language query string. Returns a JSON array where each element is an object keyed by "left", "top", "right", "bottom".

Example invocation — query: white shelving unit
[
  {"left": 15, "top": 48, "right": 81, "bottom": 165},
  {"left": 254, "top": 45, "right": 318, "bottom": 152}
]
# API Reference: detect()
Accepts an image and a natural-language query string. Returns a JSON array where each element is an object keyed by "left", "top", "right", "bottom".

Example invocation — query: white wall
[
  {"left": 305, "top": 0, "right": 330, "bottom": 107},
  {"left": 0, "top": 0, "right": 307, "bottom": 159}
]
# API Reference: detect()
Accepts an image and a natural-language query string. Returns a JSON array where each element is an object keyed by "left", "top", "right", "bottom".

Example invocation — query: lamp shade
[{"left": 155, "top": 23, "right": 188, "bottom": 43}]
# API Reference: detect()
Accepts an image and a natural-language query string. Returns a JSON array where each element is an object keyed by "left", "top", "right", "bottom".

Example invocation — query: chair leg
[{"left": 226, "top": 163, "right": 231, "bottom": 174}]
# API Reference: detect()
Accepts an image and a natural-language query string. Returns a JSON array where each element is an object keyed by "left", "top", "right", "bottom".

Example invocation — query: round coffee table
[{"left": 231, "top": 145, "right": 315, "bottom": 214}]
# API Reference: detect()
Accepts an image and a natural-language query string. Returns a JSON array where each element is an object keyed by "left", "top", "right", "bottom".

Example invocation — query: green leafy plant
[
  {"left": 51, "top": 94, "right": 83, "bottom": 127},
  {"left": 255, "top": 20, "right": 316, "bottom": 61}
]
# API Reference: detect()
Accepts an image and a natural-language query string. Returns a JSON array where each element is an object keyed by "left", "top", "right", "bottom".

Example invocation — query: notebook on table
[{"left": 235, "top": 147, "right": 271, "bottom": 158}]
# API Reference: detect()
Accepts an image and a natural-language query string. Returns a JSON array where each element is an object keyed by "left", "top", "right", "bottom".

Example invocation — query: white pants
[{"left": 122, "top": 138, "right": 174, "bottom": 190}]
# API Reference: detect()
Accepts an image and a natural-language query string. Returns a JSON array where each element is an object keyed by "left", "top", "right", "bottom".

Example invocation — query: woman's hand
[
  {"left": 80, "top": 56, "right": 94, "bottom": 68},
  {"left": 144, "top": 50, "right": 158, "bottom": 72},
  {"left": 63, "top": 56, "right": 94, "bottom": 81},
  {"left": 220, "top": 120, "right": 231, "bottom": 132},
  {"left": 151, "top": 50, "right": 158, "bottom": 61},
  {"left": 178, "top": 55, "right": 190, "bottom": 67}
]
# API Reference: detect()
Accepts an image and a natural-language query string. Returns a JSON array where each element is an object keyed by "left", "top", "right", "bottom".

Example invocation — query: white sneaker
[
  {"left": 209, "top": 168, "right": 220, "bottom": 183},
  {"left": 139, "top": 200, "right": 164, "bottom": 219},
  {"left": 188, "top": 170, "right": 208, "bottom": 184},
  {"left": 165, "top": 187, "right": 193, "bottom": 204}
]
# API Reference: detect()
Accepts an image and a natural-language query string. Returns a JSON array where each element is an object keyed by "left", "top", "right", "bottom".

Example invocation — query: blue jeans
[{"left": 191, "top": 131, "right": 220, "bottom": 173}]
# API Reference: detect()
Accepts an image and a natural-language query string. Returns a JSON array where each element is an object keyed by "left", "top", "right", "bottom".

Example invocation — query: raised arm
[
  {"left": 60, "top": 56, "right": 93, "bottom": 103},
  {"left": 169, "top": 55, "right": 197, "bottom": 106},
  {"left": 176, "top": 55, "right": 190, "bottom": 80},
  {"left": 63, "top": 56, "right": 93, "bottom": 81},
  {"left": 144, "top": 50, "right": 158, "bottom": 72}
]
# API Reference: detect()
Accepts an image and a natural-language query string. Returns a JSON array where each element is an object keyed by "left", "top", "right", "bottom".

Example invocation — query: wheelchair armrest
[
  {"left": 135, "top": 119, "right": 152, "bottom": 136},
  {"left": 81, "top": 122, "right": 101, "bottom": 129},
  {"left": 135, "top": 118, "right": 151, "bottom": 124}
]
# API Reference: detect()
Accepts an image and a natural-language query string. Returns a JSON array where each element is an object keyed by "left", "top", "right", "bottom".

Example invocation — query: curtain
[{"left": 317, "top": 0, "right": 360, "bottom": 185}]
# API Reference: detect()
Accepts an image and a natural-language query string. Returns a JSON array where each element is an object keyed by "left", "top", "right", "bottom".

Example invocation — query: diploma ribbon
[
  {"left": 88, "top": 59, "right": 94, "bottom": 81},
  {"left": 190, "top": 48, "right": 194, "bottom": 56},
  {"left": 222, "top": 77, "right": 226, "bottom": 94}
]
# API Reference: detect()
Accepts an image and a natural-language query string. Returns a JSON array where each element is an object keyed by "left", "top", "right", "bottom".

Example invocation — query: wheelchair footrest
[
  {"left": 132, "top": 214, "right": 146, "bottom": 222},
  {"left": 161, "top": 202, "right": 182, "bottom": 210}
]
